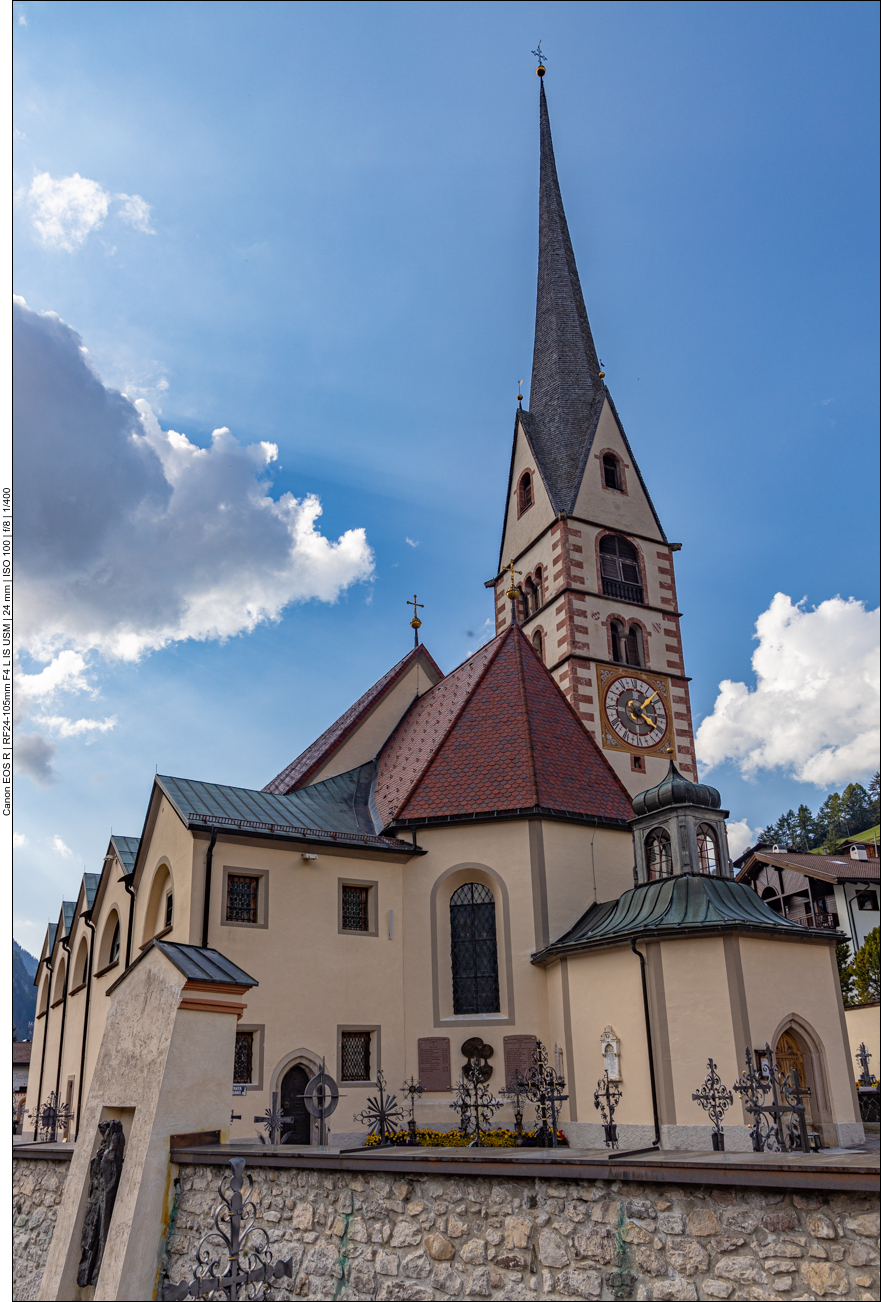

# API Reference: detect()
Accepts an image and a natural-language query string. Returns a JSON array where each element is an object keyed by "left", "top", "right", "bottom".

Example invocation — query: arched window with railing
[
  {"left": 599, "top": 535, "right": 644, "bottom": 605},
  {"left": 450, "top": 882, "right": 500, "bottom": 1015},
  {"left": 697, "top": 825, "right": 718, "bottom": 875},
  {"left": 517, "top": 472, "right": 534, "bottom": 516},
  {"left": 646, "top": 830, "right": 673, "bottom": 880}
]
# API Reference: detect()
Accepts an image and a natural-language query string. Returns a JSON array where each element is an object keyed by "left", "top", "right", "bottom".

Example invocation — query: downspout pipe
[
  {"left": 201, "top": 828, "right": 218, "bottom": 949},
  {"left": 121, "top": 873, "right": 136, "bottom": 969},
  {"left": 75, "top": 913, "right": 96, "bottom": 1141},
  {"left": 630, "top": 938, "right": 661, "bottom": 1148}
]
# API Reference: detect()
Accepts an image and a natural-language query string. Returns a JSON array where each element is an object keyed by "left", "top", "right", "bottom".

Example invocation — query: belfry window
[
  {"left": 450, "top": 882, "right": 500, "bottom": 1015},
  {"left": 646, "top": 830, "right": 673, "bottom": 880},
  {"left": 611, "top": 620, "right": 644, "bottom": 667},
  {"left": 697, "top": 825, "right": 718, "bottom": 875},
  {"left": 518, "top": 472, "right": 534, "bottom": 515},
  {"left": 603, "top": 453, "right": 622, "bottom": 490},
  {"left": 599, "top": 535, "right": 644, "bottom": 605},
  {"left": 532, "top": 628, "right": 544, "bottom": 662}
]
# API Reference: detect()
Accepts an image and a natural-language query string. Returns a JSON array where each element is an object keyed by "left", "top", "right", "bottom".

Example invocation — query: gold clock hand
[{"left": 639, "top": 690, "right": 658, "bottom": 709}]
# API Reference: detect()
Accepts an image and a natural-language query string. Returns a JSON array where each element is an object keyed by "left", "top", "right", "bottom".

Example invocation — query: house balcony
[{"left": 789, "top": 912, "right": 839, "bottom": 930}]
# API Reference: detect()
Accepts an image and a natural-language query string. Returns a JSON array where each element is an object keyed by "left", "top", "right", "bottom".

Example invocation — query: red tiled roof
[
  {"left": 263, "top": 644, "right": 443, "bottom": 794},
  {"left": 13, "top": 1043, "right": 31, "bottom": 1065},
  {"left": 739, "top": 850, "right": 881, "bottom": 885},
  {"left": 376, "top": 625, "right": 634, "bottom": 825}
]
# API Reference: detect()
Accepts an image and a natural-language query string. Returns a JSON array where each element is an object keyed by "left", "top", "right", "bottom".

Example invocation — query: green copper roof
[{"left": 532, "top": 872, "right": 835, "bottom": 963}]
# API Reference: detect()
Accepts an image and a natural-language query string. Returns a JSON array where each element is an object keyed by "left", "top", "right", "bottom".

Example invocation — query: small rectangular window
[
  {"left": 227, "top": 874, "right": 259, "bottom": 924},
  {"left": 341, "top": 1030, "right": 371, "bottom": 1081},
  {"left": 857, "top": 891, "right": 878, "bottom": 912},
  {"left": 234, "top": 1031, "right": 254, "bottom": 1084},
  {"left": 164, "top": 893, "right": 173, "bottom": 928},
  {"left": 341, "top": 885, "right": 370, "bottom": 932}
]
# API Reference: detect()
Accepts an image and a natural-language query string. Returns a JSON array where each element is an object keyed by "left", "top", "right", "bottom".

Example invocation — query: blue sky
[{"left": 12, "top": 1, "right": 879, "bottom": 954}]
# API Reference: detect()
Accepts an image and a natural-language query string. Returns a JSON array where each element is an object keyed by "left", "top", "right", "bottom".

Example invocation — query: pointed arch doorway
[
  {"left": 775, "top": 1030, "right": 813, "bottom": 1127},
  {"left": 279, "top": 1065, "right": 311, "bottom": 1145}
]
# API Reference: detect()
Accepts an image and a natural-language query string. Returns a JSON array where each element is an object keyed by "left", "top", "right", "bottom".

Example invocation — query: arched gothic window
[
  {"left": 532, "top": 629, "right": 544, "bottom": 662},
  {"left": 524, "top": 579, "right": 537, "bottom": 616},
  {"left": 599, "top": 535, "right": 644, "bottom": 604},
  {"left": 646, "top": 830, "right": 673, "bottom": 880},
  {"left": 697, "top": 825, "right": 718, "bottom": 874},
  {"left": 603, "top": 453, "right": 622, "bottom": 490},
  {"left": 533, "top": 567, "right": 543, "bottom": 607},
  {"left": 450, "top": 882, "right": 500, "bottom": 1015},
  {"left": 611, "top": 620, "right": 644, "bottom": 667},
  {"left": 518, "top": 472, "right": 534, "bottom": 515}
]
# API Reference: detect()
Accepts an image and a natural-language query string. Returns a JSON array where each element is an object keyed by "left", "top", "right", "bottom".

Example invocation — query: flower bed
[{"left": 364, "top": 1127, "right": 568, "bottom": 1148}]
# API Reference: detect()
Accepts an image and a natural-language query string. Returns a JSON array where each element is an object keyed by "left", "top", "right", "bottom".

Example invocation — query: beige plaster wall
[
  {"left": 844, "top": 1002, "right": 880, "bottom": 1087},
  {"left": 132, "top": 796, "right": 198, "bottom": 950},
  {"left": 498, "top": 419, "right": 555, "bottom": 572},
  {"left": 540, "top": 821, "right": 633, "bottom": 946}
]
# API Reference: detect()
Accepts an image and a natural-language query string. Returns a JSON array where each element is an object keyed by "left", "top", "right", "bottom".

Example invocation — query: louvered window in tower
[
  {"left": 450, "top": 882, "right": 500, "bottom": 1015},
  {"left": 518, "top": 472, "right": 534, "bottom": 515},
  {"left": 599, "top": 535, "right": 644, "bottom": 605}
]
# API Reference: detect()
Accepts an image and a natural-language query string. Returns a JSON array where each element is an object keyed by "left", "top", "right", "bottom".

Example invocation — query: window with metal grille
[
  {"left": 164, "top": 893, "right": 174, "bottom": 928},
  {"left": 233, "top": 1032, "right": 254, "bottom": 1084},
  {"left": 599, "top": 535, "right": 644, "bottom": 604},
  {"left": 226, "top": 874, "right": 259, "bottom": 923},
  {"left": 341, "top": 885, "right": 370, "bottom": 932},
  {"left": 646, "top": 830, "right": 673, "bottom": 880},
  {"left": 450, "top": 882, "right": 500, "bottom": 1015},
  {"left": 341, "top": 1030, "right": 371, "bottom": 1081},
  {"left": 603, "top": 453, "right": 622, "bottom": 490}
]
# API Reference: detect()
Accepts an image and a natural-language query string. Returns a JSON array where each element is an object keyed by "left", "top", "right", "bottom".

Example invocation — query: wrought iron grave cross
[
  {"left": 691, "top": 1058, "right": 734, "bottom": 1151},
  {"left": 356, "top": 1069, "right": 405, "bottom": 1145},
  {"left": 593, "top": 1069, "right": 623, "bottom": 1149}
]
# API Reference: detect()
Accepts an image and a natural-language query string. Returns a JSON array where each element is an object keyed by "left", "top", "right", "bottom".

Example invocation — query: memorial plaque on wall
[
  {"left": 504, "top": 1035, "right": 537, "bottom": 1089},
  {"left": 418, "top": 1037, "right": 451, "bottom": 1091}
]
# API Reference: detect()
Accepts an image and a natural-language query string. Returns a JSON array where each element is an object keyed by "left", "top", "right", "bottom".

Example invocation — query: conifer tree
[{"left": 852, "top": 928, "right": 880, "bottom": 1004}]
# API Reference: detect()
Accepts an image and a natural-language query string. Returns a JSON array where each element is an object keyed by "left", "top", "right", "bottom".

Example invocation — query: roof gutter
[
  {"left": 201, "top": 828, "right": 218, "bottom": 950},
  {"left": 75, "top": 911, "right": 96, "bottom": 1140},
  {"left": 33, "top": 951, "right": 53, "bottom": 1133},
  {"left": 121, "top": 873, "right": 136, "bottom": 969},
  {"left": 531, "top": 920, "right": 842, "bottom": 965}
]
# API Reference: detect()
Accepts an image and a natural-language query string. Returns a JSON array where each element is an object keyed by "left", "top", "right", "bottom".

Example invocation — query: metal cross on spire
[
  {"left": 531, "top": 41, "right": 547, "bottom": 74},
  {"left": 407, "top": 594, "right": 424, "bottom": 647}
]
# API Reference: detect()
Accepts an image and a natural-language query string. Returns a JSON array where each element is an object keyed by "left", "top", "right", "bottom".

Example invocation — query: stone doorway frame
[
  {"left": 770, "top": 1013, "right": 835, "bottom": 1147},
  {"left": 270, "top": 1049, "right": 323, "bottom": 1145}
]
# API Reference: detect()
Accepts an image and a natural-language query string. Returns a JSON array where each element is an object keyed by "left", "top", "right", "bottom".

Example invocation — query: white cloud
[
  {"left": 34, "top": 715, "right": 117, "bottom": 738},
  {"left": 26, "top": 174, "right": 155, "bottom": 251},
  {"left": 13, "top": 298, "right": 374, "bottom": 710},
  {"left": 13, "top": 834, "right": 29, "bottom": 848},
  {"left": 405, "top": 537, "right": 419, "bottom": 548},
  {"left": 50, "top": 835, "right": 73, "bottom": 858},
  {"left": 725, "top": 819, "right": 762, "bottom": 861},
  {"left": 28, "top": 173, "right": 111, "bottom": 251},
  {"left": 14, "top": 734, "right": 58, "bottom": 785},
  {"left": 696, "top": 593, "right": 880, "bottom": 787},
  {"left": 116, "top": 193, "right": 155, "bottom": 234}
]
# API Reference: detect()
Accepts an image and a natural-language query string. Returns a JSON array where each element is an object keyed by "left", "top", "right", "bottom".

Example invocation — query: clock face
[{"left": 603, "top": 675, "right": 668, "bottom": 750}]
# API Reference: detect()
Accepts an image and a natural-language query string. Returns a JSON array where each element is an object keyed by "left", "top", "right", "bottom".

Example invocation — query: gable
[
  {"left": 264, "top": 645, "right": 443, "bottom": 794},
  {"left": 498, "top": 413, "right": 557, "bottom": 573},
  {"left": 572, "top": 397, "right": 666, "bottom": 540}
]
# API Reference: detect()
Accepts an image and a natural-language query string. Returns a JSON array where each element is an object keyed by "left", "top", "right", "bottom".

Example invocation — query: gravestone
[
  {"left": 418, "top": 1037, "right": 451, "bottom": 1091},
  {"left": 504, "top": 1035, "right": 537, "bottom": 1089}
]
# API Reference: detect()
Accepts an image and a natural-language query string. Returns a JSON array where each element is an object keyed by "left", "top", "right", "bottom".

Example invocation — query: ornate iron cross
[
  {"left": 253, "top": 1091, "right": 298, "bottom": 1146},
  {"left": 691, "top": 1058, "right": 734, "bottom": 1151},
  {"left": 28, "top": 1091, "right": 75, "bottom": 1144},
  {"left": 593, "top": 1069, "right": 623, "bottom": 1149},
  {"left": 525, "top": 1039, "right": 569, "bottom": 1148},
  {"left": 500, "top": 1068, "right": 528, "bottom": 1142},
  {"left": 401, "top": 1076, "right": 424, "bottom": 1141},
  {"left": 162, "top": 1158, "right": 295, "bottom": 1300},
  {"left": 733, "top": 1044, "right": 810, "bottom": 1153},
  {"left": 856, "top": 1041, "right": 875, "bottom": 1087},
  {"left": 356, "top": 1069, "right": 405, "bottom": 1145}
]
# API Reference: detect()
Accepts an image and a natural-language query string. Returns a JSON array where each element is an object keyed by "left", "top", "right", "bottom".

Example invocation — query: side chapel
[{"left": 26, "top": 78, "right": 863, "bottom": 1153}]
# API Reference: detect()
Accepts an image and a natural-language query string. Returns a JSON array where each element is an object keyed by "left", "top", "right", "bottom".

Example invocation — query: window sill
[
  {"left": 94, "top": 959, "right": 120, "bottom": 980},
  {"left": 50, "top": 995, "right": 66, "bottom": 1009},
  {"left": 140, "top": 924, "right": 173, "bottom": 951},
  {"left": 68, "top": 982, "right": 87, "bottom": 997}
]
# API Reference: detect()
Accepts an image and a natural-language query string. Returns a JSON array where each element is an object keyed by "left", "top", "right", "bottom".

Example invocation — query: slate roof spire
[{"left": 522, "top": 79, "right": 605, "bottom": 516}]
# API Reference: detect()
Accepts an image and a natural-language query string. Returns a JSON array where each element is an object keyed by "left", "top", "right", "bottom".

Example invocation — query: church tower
[{"left": 489, "top": 76, "right": 697, "bottom": 796}]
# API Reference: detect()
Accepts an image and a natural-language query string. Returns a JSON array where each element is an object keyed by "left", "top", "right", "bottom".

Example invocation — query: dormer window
[
  {"left": 518, "top": 472, "right": 534, "bottom": 516},
  {"left": 603, "top": 453, "right": 622, "bottom": 490}
]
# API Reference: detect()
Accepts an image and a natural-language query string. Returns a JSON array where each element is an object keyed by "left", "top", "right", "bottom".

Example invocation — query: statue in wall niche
[
  {"left": 600, "top": 1026, "right": 621, "bottom": 1081},
  {"left": 77, "top": 1119, "right": 126, "bottom": 1287}
]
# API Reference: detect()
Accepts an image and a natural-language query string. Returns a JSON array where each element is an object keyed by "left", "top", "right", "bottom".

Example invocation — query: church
[{"left": 25, "top": 77, "right": 863, "bottom": 1155}]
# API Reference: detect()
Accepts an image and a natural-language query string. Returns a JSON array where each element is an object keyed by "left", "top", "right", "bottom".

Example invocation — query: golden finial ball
[
  {"left": 410, "top": 617, "right": 422, "bottom": 630},
  {"left": 536, "top": 65, "right": 545, "bottom": 77},
  {"left": 598, "top": 371, "right": 605, "bottom": 380}
]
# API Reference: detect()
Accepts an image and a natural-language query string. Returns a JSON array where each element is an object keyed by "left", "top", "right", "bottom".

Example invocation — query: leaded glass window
[
  {"left": 342, "top": 885, "right": 369, "bottom": 932},
  {"left": 109, "top": 919, "right": 120, "bottom": 965},
  {"left": 697, "top": 826, "right": 718, "bottom": 874},
  {"left": 646, "top": 830, "right": 673, "bottom": 880},
  {"left": 450, "top": 882, "right": 500, "bottom": 1015},
  {"left": 341, "top": 1030, "right": 371, "bottom": 1081},
  {"left": 227, "top": 874, "right": 258, "bottom": 923},
  {"left": 234, "top": 1031, "right": 254, "bottom": 1084}
]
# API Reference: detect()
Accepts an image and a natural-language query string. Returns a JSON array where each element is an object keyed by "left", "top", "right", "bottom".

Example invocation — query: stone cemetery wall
[
  {"left": 163, "top": 1163, "right": 879, "bottom": 1301},
  {"left": 13, "top": 1156, "right": 71, "bottom": 1302}
]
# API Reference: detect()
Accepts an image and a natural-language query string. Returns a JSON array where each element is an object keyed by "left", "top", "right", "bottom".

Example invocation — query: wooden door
[
  {"left": 775, "top": 1031, "right": 812, "bottom": 1124},
  {"left": 280, "top": 1065, "right": 311, "bottom": 1145}
]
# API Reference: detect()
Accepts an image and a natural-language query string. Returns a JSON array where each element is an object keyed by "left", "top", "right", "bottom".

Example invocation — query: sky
[{"left": 12, "top": 0, "right": 879, "bottom": 955}]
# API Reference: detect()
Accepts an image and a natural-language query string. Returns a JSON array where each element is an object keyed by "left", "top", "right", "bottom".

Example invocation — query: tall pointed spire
[{"left": 521, "top": 79, "right": 605, "bottom": 516}]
